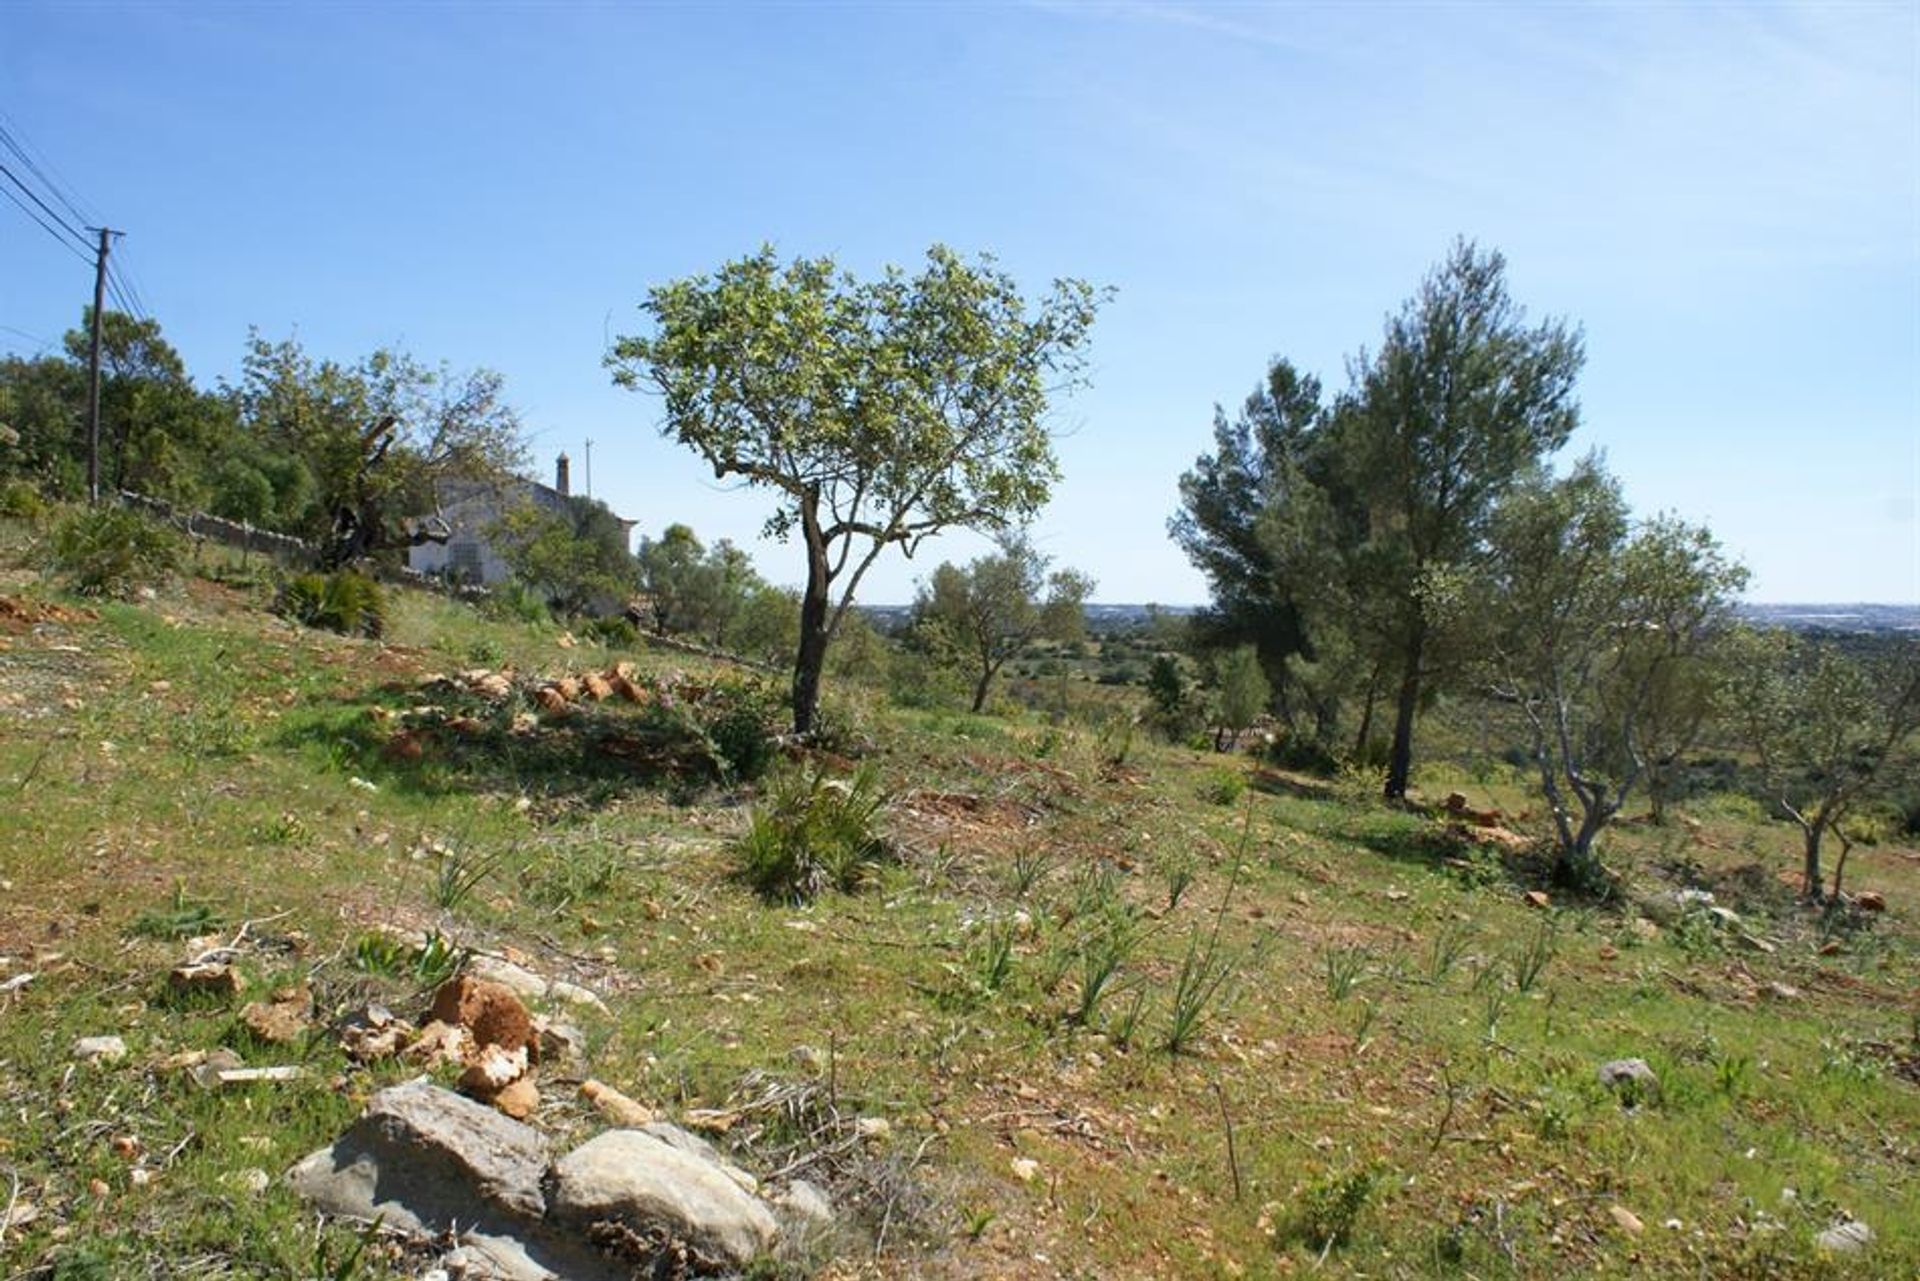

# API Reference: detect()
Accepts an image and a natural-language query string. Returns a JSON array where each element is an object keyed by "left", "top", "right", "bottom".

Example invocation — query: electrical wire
[
  {"left": 0, "top": 180, "right": 91, "bottom": 266},
  {"left": 0, "top": 160, "right": 90, "bottom": 249},
  {"left": 0, "top": 117, "right": 96, "bottom": 229}
]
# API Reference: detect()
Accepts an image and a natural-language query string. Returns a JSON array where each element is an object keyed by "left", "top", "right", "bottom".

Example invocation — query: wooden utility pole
[{"left": 85, "top": 226, "right": 116, "bottom": 505}]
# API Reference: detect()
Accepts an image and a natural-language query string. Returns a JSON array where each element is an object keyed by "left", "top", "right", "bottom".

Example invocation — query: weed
[
  {"left": 426, "top": 838, "right": 509, "bottom": 912},
  {"left": 523, "top": 848, "right": 622, "bottom": 909},
  {"left": 130, "top": 882, "right": 220, "bottom": 940},
  {"left": 1349, "top": 998, "right": 1380, "bottom": 1048},
  {"left": 1072, "top": 911, "right": 1139, "bottom": 1026},
  {"left": 1162, "top": 850, "right": 1199, "bottom": 911},
  {"left": 737, "top": 763, "right": 892, "bottom": 903},
  {"left": 1480, "top": 984, "right": 1513, "bottom": 1040},
  {"left": 1714, "top": 1052, "right": 1754, "bottom": 1098},
  {"left": 971, "top": 917, "right": 1017, "bottom": 995},
  {"left": 1108, "top": 983, "right": 1148, "bottom": 1049},
  {"left": 1163, "top": 831, "right": 1248, "bottom": 1053},
  {"left": 253, "top": 812, "right": 309, "bottom": 846},
  {"left": 1425, "top": 922, "right": 1474, "bottom": 984},
  {"left": 1322, "top": 944, "right": 1372, "bottom": 1002},
  {"left": 1507, "top": 918, "right": 1558, "bottom": 992},
  {"left": 352, "top": 929, "right": 462, "bottom": 987},
  {"left": 1007, "top": 844, "right": 1053, "bottom": 898}
]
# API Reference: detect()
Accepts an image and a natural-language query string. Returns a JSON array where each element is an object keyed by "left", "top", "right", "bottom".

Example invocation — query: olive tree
[
  {"left": 1720, "top": 630, "right": 1920, "bottom": 900},
  {"left": 1476, "top": 459, "right": 1746, "bottom": 889},
  {"left": 913, "top": 535, "right": 1093, "bottom": 713},
  {"left": 609, "top": 245, "right": 1106, "bottom": 735}
]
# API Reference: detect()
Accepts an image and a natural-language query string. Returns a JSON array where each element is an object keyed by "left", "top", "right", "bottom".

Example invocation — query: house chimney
[{"left": 555, "top": 452, "right": 571, "bottom": 496}]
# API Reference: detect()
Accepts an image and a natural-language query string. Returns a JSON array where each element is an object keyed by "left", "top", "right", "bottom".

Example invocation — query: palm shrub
[
  {"left": 277, "top": 569, "right": 387, "bottom": 638},
  {"left": 737, "top": 762, "right": 892, "bottom": 902}
]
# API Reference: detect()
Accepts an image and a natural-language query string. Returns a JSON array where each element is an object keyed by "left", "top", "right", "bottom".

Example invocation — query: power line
[
  {"left": 0, "top": 160, "right": 90, "bottom": 249},
  {"left": 0, "top": 116, "right": 96, "bottom": 229},
  {"left": 0, "top": 180, "right": 91, "bottom": 265}
]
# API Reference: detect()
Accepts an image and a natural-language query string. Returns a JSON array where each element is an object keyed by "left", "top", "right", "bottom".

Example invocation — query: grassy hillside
[{"left": 1, "top": 528, "right": 1916, "bottom": 1279}]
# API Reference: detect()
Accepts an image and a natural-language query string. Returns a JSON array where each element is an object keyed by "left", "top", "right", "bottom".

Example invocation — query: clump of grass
[
  {"left": 1072, "top": 911, "right": 1139, "bottom": 1026},
  {"left": 736, "top": 763, "right": 892, "bottom": 903},
  {"left": 1507, "top": 918, "right": 1558, "bottom": 992},
  {"left": 425, "top": 838, "right": 509, "bottom": 912},
  {"left": 1162, "top": 850, "right": 1199, "bottom": 911},
  {"left": 1007, "top": 844, "right": 1054, "bottom": 898},
  {"left": 971, "top": 916, "right": 1017, "bottom": 995},
  {"left": 1162, "top": 855, "right": 1246, "bottom": 1054},
  {"left": 1322, "top": 944, "right": 1372, "bottom": 1002},
  {"left": 1424, "top": 922, "right": 1474, "bottom": 984}
]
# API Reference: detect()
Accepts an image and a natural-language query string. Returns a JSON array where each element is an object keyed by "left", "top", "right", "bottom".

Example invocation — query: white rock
[
  {"left": 1815, "top": 1221, "right": 1873, "bottom": 1253},
  {"left": 73, "top": 1035, "right": 127, "bottom": 1062},
  {"left": 547, "top": 1129, "right": 778, "bottom": 1269},
  {"left": 547, "top": 980, "right": 608, "bottom": 1014},
  {"left": 773, "top": 1179, "right": 835, "bottom": 1227}
]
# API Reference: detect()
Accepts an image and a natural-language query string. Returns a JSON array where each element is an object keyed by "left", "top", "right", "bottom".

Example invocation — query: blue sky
[{"left": 3, "top": 2, "right": 1915, "bottom": 604}]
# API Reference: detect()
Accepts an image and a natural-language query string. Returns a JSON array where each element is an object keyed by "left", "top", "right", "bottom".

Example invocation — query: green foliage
[
  {"left": 1475, "top": 457, "right": 1746, "bottom": 886},
  {"left": 912, "top": 534, "right": 1094, "bottom": 714},
  {"left": 736, "top": 763, "right": 893, "bottom": 903},
  {"left": 129, "top": 883, "right": 221, "bottom": 940},
  {"left": 1145, "top": 653, "right": 1205, "bottom": 742},
  {"left": 277, "top": 570, "right": 387, "bottom": 638},
  {"left": 1719, "top": 628, "right": 1920, "bottom": 897},
  {"left": 0, "top": 476, "right": 48, "bottom": 519},
  {"left": 45, "top": 504, "right": 182, "bottom": 597},
  {"left": 1290, "top": 1168, "right": 1378, "bottom": 1251},
  {"left": 488, "top": 494, "right": 634, "bottom": 616},
  {"left": 611, "top": 243, "right": 1108, "bottom": 734},
  {"left": 1212, "top": 643, "right": 1270, "bottom": 747},
  {"left": 351, "top": 929, "right": 462, "bottom": 987}
]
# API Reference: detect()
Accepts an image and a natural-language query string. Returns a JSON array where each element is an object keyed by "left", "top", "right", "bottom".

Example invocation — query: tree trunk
[
  {"left": 970, "top": 666, "right": 994, "bottom": 715},
  {"left": 1384, "top": 632, "right": 1425, "bottom": 801},
  {"left": 1352, "top": 672, "right": 1378, "bottom": 760},
  {"left": 1830, "top": 828, "right": 1854, "bottom": 902},
  {"left": 791, "top": 497, "right": 832, "bottom": 736},
  {"left": 1801, "top": 817, "right": 1827, "bottom": 903}
]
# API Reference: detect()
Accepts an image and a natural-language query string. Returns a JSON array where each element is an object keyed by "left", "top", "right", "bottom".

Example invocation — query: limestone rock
[
  {"left": 168, "top": 962, "right": 247, "bottom": 999},
  {"left": 1598, "top": 1057, "right": 1660, "bottom": 1104},
  {"left": 581, "top": 1079, "right": 655, "bottom": 1127},
  {"left": 642, "top": 1121, "right": 758, "bottom": 1194},
  {"left": 288, "top": 1080, "right": 621, "bottom": 1281},
  {"left": 772, "top": 1179, "right": 835, "bottom": 1227},
  {"left": 1815, "top": 1220, "right": 1873, "bottom": 1253},
  {"left": 547, "top": 1128, "right": 778, "bottom": 1270},
  {"left": 73, "top": 1035, "right": 127, "bottom": 1063}
]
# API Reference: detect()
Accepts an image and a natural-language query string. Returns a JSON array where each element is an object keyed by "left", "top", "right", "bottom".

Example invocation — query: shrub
[
  {"left": 736, "top": 763, "right": 892, "bottom": 903},
  {"left": 582, "top": 615, "right": 638, "bottom": 648},
  {"left": 1290, "top": 1168, "right": 1378, "bottom": 1251},
  {"left": 277, "top": 570, "right": 386, "bottom": 638},
  {"left": 45, "top": 504, "right": 181, "bottom": 597},
  {"left": 0, "top": 478, "right": 47, "bottom": 520},
  {"left": 1202, "top": 767, "right": 1247, "bottom": 806}
]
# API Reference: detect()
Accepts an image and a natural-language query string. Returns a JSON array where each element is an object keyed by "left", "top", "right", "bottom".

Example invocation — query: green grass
[{"left": 1, "top": 550, "right": 1917, "bottom": 1277}]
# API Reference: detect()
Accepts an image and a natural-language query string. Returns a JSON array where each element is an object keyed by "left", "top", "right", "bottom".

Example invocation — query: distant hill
[
  {"left": 861, "top": 601, "right": 1918, "bottom": 635},
  {"left": 1739, "top": 603, "right": 1920, "bottom": 634}
]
